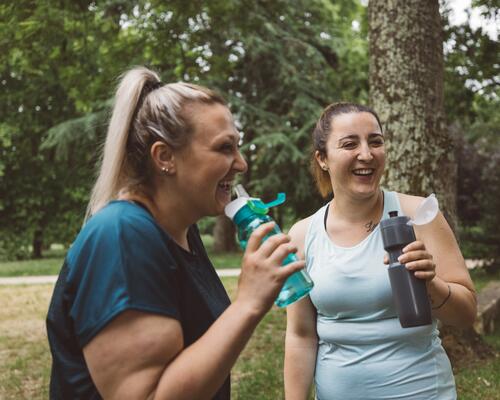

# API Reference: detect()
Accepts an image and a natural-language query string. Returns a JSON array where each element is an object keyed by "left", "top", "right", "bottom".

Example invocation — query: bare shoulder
[
  {"left": 286, "top": 216, "right": 314, "bottom": 258},
  {"left": 396, "top": 192, "right": 425, "bottom": 220},
  {"left": 287, "top": 216, "right": 312, "bottom": 242}
]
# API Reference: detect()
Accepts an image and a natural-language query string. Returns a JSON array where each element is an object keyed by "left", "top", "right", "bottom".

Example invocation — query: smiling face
[
  {"left": 316, "top": 111, "right": 385, "bottom": 199},
  {"left": 173, "top": 102, "right": 248, "bottom": 217}
]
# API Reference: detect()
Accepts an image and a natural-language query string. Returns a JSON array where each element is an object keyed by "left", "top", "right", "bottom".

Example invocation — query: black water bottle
[{"left": 380, "top": 211, "right": 432, "bottom": 328}]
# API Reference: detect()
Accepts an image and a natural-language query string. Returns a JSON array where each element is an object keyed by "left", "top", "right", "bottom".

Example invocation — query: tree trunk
[
  {"left": 368, "top": 0, "right": 457, "bottom": 232},
  {"left": 213, "top": 215, "right": 237, "bottom": 253},
  {"left": 32, "top": 228, "right": 43, "bottom": 259}
]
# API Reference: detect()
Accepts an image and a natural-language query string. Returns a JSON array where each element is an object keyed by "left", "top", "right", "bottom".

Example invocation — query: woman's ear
[
  {"left": 150, "top": 141, "right": 175, "bottom": 174},
  {"left": 315, "top": 150, "right": 329, "bottom": 171}
]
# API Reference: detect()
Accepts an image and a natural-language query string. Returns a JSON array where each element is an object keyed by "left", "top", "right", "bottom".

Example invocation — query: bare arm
[
  {"left": 83, "top": 222, "right": 305, "bottom": 400},
  {"left": 284, "top": 218, "right": 318, "bottom": 400},
  {"left": 399, "top": 194, "right": 477, "bottom": 328}
]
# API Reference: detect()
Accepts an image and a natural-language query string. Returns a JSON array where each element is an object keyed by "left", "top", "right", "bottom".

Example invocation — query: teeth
[
  {"left": 218, "top": 181, "right": 232, "bottom": 191},
  {"left": 353, "top": 169, "right": 374, "bottom": 176}
]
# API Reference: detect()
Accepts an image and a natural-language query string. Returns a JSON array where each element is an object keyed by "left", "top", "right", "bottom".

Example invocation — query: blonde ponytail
[{"left": 85, "top": 67, "right": 160, "bottom": 220}]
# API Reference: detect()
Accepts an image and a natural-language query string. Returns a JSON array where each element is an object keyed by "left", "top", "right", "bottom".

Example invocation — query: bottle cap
[
  {"left": 407, "top": 193, "right": 439, "bottom": 226},
  {"left": 224, "top": 197, "right": 250, "bottom": 220}
]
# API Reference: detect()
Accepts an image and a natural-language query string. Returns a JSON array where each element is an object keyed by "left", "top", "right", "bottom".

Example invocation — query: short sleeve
[{"left": 66, "top": 202, "right": 180, "bottom": 348}]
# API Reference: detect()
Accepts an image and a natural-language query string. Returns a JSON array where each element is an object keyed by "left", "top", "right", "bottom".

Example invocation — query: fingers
[
  {"left": 258, "top": 233, "right": 294, "bottom": 259},
  {"left": 383, "top": 253, "right": 389, "bottom": 265},
  {"left": 398, "top": 250, "right": 431, "bottom": 265},
  {"left": 402, "top": 240, "right": 425, "bottom": 253},
  {"left": 245, "top": 222, "right": 277, "bottom": 252},
  {"left": 276, "top": 259, "right": 306, "bottom": 280},
  {"left": 398, "top": 240, "right": 436, "bottom": 282},
  {"left": 400, "top": 240, "right": 432, "bottom": 265},
  {"left": 268, "top": 241, "right": 298, "bottom": 264},
  {"left": 403, "top": 256, "right": 435, "bottom": 282},
  {"left": 413, "top": 269, "right": 436, "bottom": 280}
]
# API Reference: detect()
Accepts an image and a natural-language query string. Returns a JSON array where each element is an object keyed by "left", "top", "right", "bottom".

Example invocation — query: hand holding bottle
[
  {"left": 234, "top": 221, "right": 306, "bottom": 317},
  {"left": 383, "top": 240, "right": 436, "bottom": 283},
  {"left": 397, "top": 240, "right": 436, "bottom": 282},
  {"left": 225, "top": 185, "right": 314, "bottom": 307},
  {"left": 380, "top": 211, "right": 432, "bottom": 327}
]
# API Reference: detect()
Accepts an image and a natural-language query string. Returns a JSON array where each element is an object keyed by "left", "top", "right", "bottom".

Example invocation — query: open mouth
[
  {"left": 217, "top": 180, "right": 232, "bottom": 194},
  {"left": 352, "top": 168, "right": 375, "bottom": 176}
]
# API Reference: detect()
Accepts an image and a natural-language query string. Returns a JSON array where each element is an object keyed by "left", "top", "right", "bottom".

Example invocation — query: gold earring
[{"left": 322, "top": 165, "right": 329, "bottom": 171}]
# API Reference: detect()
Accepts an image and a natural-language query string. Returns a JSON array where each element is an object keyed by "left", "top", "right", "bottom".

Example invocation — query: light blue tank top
[{"left": 305, "top": 190, "right": 456, "bottom": 400}]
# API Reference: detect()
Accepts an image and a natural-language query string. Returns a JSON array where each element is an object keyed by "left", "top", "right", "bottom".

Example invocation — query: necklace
[{"left": 363, "top": 190, "right": 384, "bottom": 232}]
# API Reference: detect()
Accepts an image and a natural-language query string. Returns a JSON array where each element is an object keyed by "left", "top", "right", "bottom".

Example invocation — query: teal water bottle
[{"left": 225, "top": 185, "right": 314, "bottom": 307}]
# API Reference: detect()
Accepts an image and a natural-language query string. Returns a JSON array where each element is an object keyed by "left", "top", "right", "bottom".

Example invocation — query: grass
[
  {"left": 1, "top": 278, "right": 499, "bottom": 399},
  {"left": 0, "top": 278, "right": 306, "bottom": 399},
  {"left": 469, "top": 267, "right": 500, "bottom": 292},
  {"left": 0, "top": 258, "right": 64, "bottom": 277},
  {"left": 0, "top": 284, "right": 51, "bottom": 399},
  {"left": 3, "top": 237, "right": 495, "bottom": 281},
  {"left": 0, "top": 239, "right": 498, "bottom": 398},
  {"left": 0, "top": 237, "right": 243, "bottom": 277},
  {"left": 454, "top": 325, "right": 500, "bottom": 400}
]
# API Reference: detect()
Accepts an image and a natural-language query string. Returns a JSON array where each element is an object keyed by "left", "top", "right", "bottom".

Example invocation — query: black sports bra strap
[{"left": 324, "top": 203, "right": 330, "bottom": 231}]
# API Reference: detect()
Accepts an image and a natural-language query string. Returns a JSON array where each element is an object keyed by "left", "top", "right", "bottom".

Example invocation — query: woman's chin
[
  {"left": 350, "top": 184, "right": 380, "bottom": 198},
  {"left": 214, "top": 190, "right": 232, "bottom": 213}
]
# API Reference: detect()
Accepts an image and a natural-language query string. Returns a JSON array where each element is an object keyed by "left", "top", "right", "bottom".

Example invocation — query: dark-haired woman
[
  {"left": 284, "top": 103, "right": 476, "bottom": 399},
  {"left": 46, "top": 67, "right": 305, "bottom": 399}
]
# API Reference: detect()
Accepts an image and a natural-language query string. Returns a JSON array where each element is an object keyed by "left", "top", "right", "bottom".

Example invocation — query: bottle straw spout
[{"left": 234, "top": 184, "right": 250, "bottom": 198}]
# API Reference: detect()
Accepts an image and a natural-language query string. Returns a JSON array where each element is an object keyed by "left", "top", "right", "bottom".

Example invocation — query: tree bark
[
  {"left": 213, "top": 215, "right": 237, "bottom": 253},
  {"left": 32, "top": 228, "right": 43, "bottom": 259},
  {"left": 368, "top": 0, "right": 457, "bottom": 231}
]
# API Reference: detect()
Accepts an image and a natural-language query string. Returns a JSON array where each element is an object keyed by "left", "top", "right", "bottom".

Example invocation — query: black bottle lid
[{"left": 380, "top": 211, "right": 415, "bottom": 250}]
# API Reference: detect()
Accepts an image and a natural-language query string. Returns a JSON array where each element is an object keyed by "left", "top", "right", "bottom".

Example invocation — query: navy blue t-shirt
[{"left": 46, "top": 201, "right": 231, "bottom": 399}]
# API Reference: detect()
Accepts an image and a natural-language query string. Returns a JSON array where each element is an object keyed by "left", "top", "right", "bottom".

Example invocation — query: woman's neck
[
  {"left": 119, "top": 188, "right": 192, "bottom": 251},
  {"left": 330, "top": 189, "right": 384, "bottom": 226}
]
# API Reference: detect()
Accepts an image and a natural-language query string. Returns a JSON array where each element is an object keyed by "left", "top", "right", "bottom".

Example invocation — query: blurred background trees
[{"left": 0, "top": 0, "right": 498, "bottom": 269}]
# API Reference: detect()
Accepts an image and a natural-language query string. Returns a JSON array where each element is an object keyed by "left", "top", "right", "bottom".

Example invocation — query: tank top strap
[{"left": 381, "top": 189, "right": 404, "bottom": 220}]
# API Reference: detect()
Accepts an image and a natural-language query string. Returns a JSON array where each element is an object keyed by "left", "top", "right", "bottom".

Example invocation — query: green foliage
[
  {"left": 1, "top": 0, "right": 371, "bottom": 259},
  {"left": 0, "top": 1, "right": 135, "bottom": 259},
  {"left": 209, "top": 0, "right": 368, "bottom": 217},
  {"left": 442, "top": 1, "right": 500, "bottom": 267},
  {"left": 1, "top": 0, "right": 497, "bottom": 263}
]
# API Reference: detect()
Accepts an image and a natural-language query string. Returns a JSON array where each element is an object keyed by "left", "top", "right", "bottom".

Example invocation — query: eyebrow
[
  {"left": 338, "top": 133, "right": 384, "bottom": 141},
  {"left": 213, "top": 132, "right": 240, "bottom": 144}
]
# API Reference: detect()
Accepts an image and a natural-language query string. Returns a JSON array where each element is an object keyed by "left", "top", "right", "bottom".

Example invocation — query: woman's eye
[
  {"left": 370, "top": 139, "right": 384, "bottom": 147},
  {"left": 220, "top": 143, "right": 234, "bottom": 152},
  {"left": 341, "top": 142, "right": 357, "bottom": 149}
]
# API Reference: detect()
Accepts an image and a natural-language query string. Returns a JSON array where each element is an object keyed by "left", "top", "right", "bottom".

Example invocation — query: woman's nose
[
  {"left": 357, "top": 143, "right": 374, "bottom": 161},
  {"left": 234, "top": 150, "right": 248, "bottom": 173}
]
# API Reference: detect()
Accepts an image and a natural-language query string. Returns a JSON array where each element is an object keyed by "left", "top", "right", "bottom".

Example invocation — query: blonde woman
[
  {"left": 46, "top": 67, "right": 304, "bottom": 399},
  {"left": 284, "top": 103, "right": 476, "bottom": 399}
]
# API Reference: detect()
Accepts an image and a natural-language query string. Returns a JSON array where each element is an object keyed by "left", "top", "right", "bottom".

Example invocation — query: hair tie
[
  {"left": 128, "top": 79, "right": 163, "bottom": 141},
  {"left": 143, "top": 80, "right": 163, "bottom": 96}
]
